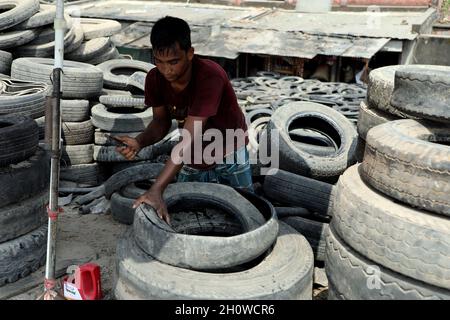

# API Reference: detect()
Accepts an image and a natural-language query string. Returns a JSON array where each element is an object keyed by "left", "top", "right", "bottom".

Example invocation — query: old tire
[
  {"left": 132, "top": 183, "right": 277, "bottom": 270},
  {"left": 391, "top": 65, "right": 450, "bottom": 123},
  {"left": 361, "top": 120, "right": 450, "bottom": 216},
  {"left": 357, "top": 100, "right": 398, "bottom": 141},
  {"left": 263, "top": 169, "right": 335, "bottom": 217},
  {"left": 367, "top": 64, "right": 432, "bottom": 117},
  {"left": 332, "top": 165, "right": 450, "bottom": 290},
  {"left": 61, "top": 144, "right": 93, "bottom": 166},
  {"left": 61, "top": 119, "right": 94, "bottom": 145},
  {"left": 0, "top": 147, "right": 49, "bottom": 208},
  {"left": 281, "top": 216, "right": 328, "bottom": 262},
  {"left": 114, "top": 221, "right": 313, "bottom": 299},
  {"left": 0, "top": 114, "right": 38, "bottom": 166},
  {"left": 97, "top": 59, "right": 154, "bottom": 90},
  {"left": 0, "top": 0, "right": 39, "bottom": 31},
  {"left": 91, "top": 103, "right": 153, "bottom": 132},
  {"left": 0, "top": 191, "right": 48, "bottom": 243},
  {"left": 60, "top": 99, "right": 90, "bottom": 122},
  {"left": 326, "top": 227, "right": 450, "bottom": 300},
  {"left": 267, "top": 102, "right": 358, "bottom": 180},
  {"left": 11, "top": 58, "right": 103, "bottom": 99},
  {"left": 0, "top": 50, "right": 12, "bottom": 75},
  {"left": 0, "top": 224, "right": 47, "bottom": 286}
]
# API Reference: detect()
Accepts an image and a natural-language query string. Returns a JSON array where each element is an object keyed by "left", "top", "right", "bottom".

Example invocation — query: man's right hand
[{"left": 114, "top": 136, "right": 142, "bottom": 160}]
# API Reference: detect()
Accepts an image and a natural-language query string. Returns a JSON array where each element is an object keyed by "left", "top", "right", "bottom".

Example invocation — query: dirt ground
[
  {"left": 8, "top": 204, "right": 328, "bottom": 300},
  {"left": 9, "top": 205, "right": 127, "bottom": 300}
]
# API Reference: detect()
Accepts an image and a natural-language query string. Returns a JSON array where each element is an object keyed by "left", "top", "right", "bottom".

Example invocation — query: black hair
[{"left": 150, "top": 16, "right": 192, "bottom": 55}]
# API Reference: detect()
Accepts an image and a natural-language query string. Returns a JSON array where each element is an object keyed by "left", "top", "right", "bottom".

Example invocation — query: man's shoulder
[{"left": 194, "top": 57, "right": 227, "bottom": 81}]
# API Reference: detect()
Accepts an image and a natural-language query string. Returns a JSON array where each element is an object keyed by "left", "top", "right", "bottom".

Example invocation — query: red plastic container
[{"left": 63, "top": 263, "right": 103, "bottom": 300}]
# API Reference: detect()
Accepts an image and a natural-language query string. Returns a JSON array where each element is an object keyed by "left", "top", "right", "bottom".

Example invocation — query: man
[{"left": 115, "top": 16, "right": 252, "bottom": 225}]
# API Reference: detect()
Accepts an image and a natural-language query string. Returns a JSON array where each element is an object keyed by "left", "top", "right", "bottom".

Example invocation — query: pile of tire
[
  {"left": 114, "top": 182, "right": 315, "bottom": 300},
  {"left": 0, "top": 75, "right": 49, "bottom": 139},
  {"left": 0, "top": 114, "right": 50, "bottom": 286},
  {"left": 91, "top": 59, "right": 177, "bottom": 170},
  {"left": 10, "top": 57, "right": 104, "bottom": 186},
  {"left": 232, "top": 71, "right": 366, "bottom": 126},
  {"left": 326, "top": 65, "right": 450, "bottom": 299},
  {"left": 248, "top": 100, "right": 356, "bottom": 267},
  {"left": 0, "top": 0, "right": 122, "bottom": 65}
]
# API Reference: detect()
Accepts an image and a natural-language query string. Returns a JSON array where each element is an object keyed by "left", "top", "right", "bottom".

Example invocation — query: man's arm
[
  {"left": 132, "top": 115, "right": 208, "bottom": 225},
  {"left": 135, "top": 105, "right": 172, "bottom": 148},
  {"left": 115, "top": 106, "right": 171, "bottom": 160}
]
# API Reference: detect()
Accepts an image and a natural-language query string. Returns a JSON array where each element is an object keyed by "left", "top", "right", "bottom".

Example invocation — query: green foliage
[{"left": 443, "top": 0, "right": 450, "bottom": 14}]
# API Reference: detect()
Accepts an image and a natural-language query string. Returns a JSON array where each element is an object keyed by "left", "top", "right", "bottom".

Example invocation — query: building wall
[{"left": 333, "top": 0, "right": 432, "bottom": 5}]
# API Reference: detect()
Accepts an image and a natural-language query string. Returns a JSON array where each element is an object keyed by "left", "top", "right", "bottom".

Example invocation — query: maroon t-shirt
[{"left": 144, "top": 56, "right": 248, "bottom": 168}]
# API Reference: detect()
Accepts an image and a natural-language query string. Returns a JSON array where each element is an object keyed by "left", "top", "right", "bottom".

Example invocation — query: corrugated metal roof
[{"left": 71, "top": 0, "right": 434, "bottom": 59}]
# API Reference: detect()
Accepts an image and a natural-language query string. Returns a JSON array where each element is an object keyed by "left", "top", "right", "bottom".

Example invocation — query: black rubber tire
[
  {"left": 60, "top": 99, "right": 90, "bottom": 122},
  {"left": 0, "top": 50, "right": 12, "bottom": 75},
  {"left": 326, "top": 227, "right": 450, "bottom": 300},
  {"left": 0, "top": 224, "right": 47, "bottom": 287},
  {"left": 11, "top": 58, "right": 103, "bottom": 99},
  {"left": 90, "top": 103, "right": 153, "bottom": 132},
  {"left": 61, "top": 144, "right": 94, "bottom": 166},
  {"left": 362, "top": 119, "right": 450, "bottom": 217},
  {"left": 0, "top": 191, "right": 48, "bottom": 243},
  {"left": 357, "top": 100, "right": 398, "bottom": 141},
  {"left": 74, "top": 163, "right": 165, "bottom": 206},
  {"left": 263, "top": 169, "right": 335, "bottom": 217},
  {"left": 267, "top": 102, "right": 358, "bottom": 180},
  {"left": 34, "top": 116, "right": 45, "bottom": 140},
  {"left": 61, "top": 119, "right": 94, "bottom": 145},
  {"left": 332, "top": 165, "right": 450, "bottom": 290},
  {"left": 281, "top": 216, "right": 328, "bottom": 262},
  {"left": 0, "top": 147, "right": 49, "bottom": 208},
  {"left": 391, "top": 65, "right": 450, "bottom": 123},
  {"left": 0, "top": 114, "right": 38, "bottom": 166},
  {"left": 133, "top": 182, "right": 277, "bottom": 270},
  {"left": 60, "top": 163, "right": 103, "bottom": 186},
  {"left": 114, "top": 221, "right": 313, "bottom": 300},
  {"left": 0, "top": 0, "right": 39, "bottom": 31}
]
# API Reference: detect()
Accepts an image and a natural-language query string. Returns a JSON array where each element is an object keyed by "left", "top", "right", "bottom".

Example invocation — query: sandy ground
[
  {"left": 10, "top": 205, "right": 127, "bottom": 300},
  {"left": 8, "top": 204, "right": 328, "bottom": 300}
]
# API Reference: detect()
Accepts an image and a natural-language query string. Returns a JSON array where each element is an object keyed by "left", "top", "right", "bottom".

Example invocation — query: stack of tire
[
  {"left": 65, "top": 18, "right": 122, "bottom": 65},
  {"left": 355, "top": 64, "right": 441, "bottom": 162},
  {"left": 326, "top": 65, "right": 450, "bottom": 299},
  {"left": 0, "top": 75, "right": 49, "bottom": 139},
  {"left": 0, "top": 0, "right": 122, "bottom": 66},
  {"left": 92, "top": 59, "right": 169, "bottom": 168},
  {"left": 0, "top": 114, "right": 49, "bottom": 286},
  {"left": 256, "top": 100, "right": 357, "bottom": 266},
  {"left": 114, "top": 182, "right": 315, "bottom": 300},
  {"left": 10, "top": 57, "right": 104, "bottom": 187}
]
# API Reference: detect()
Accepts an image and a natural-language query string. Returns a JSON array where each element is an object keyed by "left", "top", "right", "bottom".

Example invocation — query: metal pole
[{"left": 41, "top": 0, "right": 65, "bottom": 299}]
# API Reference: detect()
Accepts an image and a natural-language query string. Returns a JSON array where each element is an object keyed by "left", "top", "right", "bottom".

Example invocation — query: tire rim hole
[
  {"left": 111, "top": 67, "right": 142, "bottom": 77},
  {"left": 106, "top": 107, "right": 145, "bottom": 114}
]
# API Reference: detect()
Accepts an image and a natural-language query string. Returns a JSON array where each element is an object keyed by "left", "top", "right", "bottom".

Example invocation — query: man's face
[{"left": 153, "top": 42, "right": 194, "bottom": 83}]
